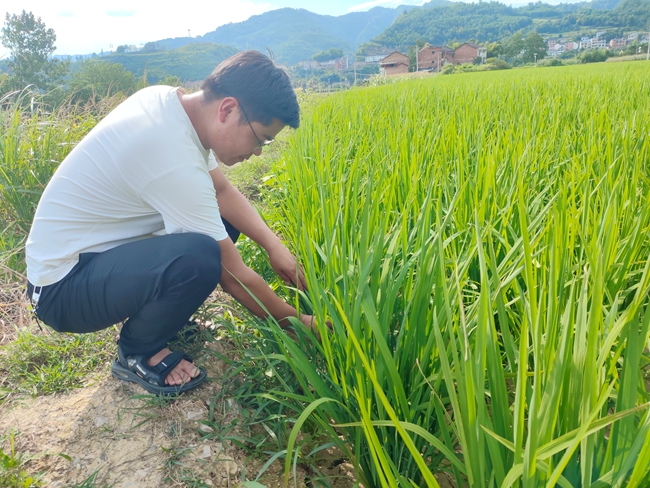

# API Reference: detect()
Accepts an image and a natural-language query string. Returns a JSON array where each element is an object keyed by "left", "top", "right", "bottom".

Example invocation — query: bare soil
[{"left": 0, "top": 292, "right": 355, "bottom": 488}]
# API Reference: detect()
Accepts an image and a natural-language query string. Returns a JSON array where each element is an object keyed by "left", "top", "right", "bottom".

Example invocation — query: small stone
[
  {"left": 200, "top": 446, "right": 211, "bottom": 459},
  {"left": 135, "top": 468, "right": 149, "bottom": 479},
  {"left": 186, "top": 409, "right": 204, "bottom": 421},
  {"left": 205, "top": 480, "right": 213, "bottom": 486},
  {"left": 226, "top": 459, "right": 238, "bottom": 475},
  {"left": 100, "top": 452, "right": 108, "bottom": 461},
  {"left": 199, "top": 424, "right": 213, "bottom": 433},
  {"left": 94, "top": 416, "right": 109, "bottom": 427}
]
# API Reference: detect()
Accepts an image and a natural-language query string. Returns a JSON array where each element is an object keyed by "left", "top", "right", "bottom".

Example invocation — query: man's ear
[{"left": 217, "top": 97, "right": 239, "bottom": 124}]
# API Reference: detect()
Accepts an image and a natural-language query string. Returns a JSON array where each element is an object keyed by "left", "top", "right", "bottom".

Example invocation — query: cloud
[
  {"left": 9, "top": 0, "right": 274, "bottom": 55},
  {"left": 106, "top": 10, "right": 137, "bottom": 17},
  {"left": 347, "top": 0, "right": 427, "bottom": 12}
]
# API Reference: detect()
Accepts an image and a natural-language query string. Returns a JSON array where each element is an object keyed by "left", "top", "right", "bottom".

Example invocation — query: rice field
[{"left": 257, "top": 62, "right": 650, "bottom": 487}]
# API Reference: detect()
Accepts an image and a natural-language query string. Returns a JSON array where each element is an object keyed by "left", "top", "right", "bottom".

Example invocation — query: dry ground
[{"left": 0, "top": 287, "right": 355, "bottom": 488}]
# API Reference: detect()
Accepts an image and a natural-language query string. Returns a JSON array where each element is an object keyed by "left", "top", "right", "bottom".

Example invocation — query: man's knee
[{"left": 172, "top": 233, "right": 222, "bottom": 289}]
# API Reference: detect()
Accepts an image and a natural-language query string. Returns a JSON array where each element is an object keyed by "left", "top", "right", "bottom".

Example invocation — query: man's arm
[
  {"left": 210, "top": 166, "right": 306, "bottom": 289},
  {"left": 217, "top": 235, "right": 311, "bottom": 328}
]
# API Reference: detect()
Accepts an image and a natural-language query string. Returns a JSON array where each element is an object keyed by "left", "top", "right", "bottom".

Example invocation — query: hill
[
  {"left": 100, "top": 43, "right": 237, "bottom": 82},
  {"left": 371, "top": 0, "right": 646, "bottom": 49},
  {"left": 153, "top": 7, "right": 412, "bottom": 65}
]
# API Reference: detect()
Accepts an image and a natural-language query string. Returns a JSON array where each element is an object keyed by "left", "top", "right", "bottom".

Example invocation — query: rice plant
[{"left": 255, "top": 62, "right": 650, "bottom": 487}]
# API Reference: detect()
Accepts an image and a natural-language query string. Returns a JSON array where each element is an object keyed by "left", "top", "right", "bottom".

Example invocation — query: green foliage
[
  {"left": 522, "top": 31, "right": 548, "bottom": 63},
  {"left": 250, "top": 62, "right": 650, "bottom": 486},
  {"left": 181, "top": 7, "right": 403, "bottom": 65},
  {"left": 312, "top": 48, "right": 344, "bottom": 62},
  {"left": 0, "top": 433, "right": 40, "bottom": 487},
  {"left": 68, "top": 60, "right": 136, "bottom": 104},
  {"left": 0, "top": 327, "right": 116, "bottom": 397},
  {"left": 371, "top": 0, "right": 649, "bottom": 50},
  {"left": 1, "top": 11, "right": 69, "bottom": 92},
  {"left": 375, "top": 2, "right": 532, "bottom": 48},
  {"left": 503, "top": 30, "right": 548, "bottom": 65},
  {"left": 158, "top": 75, "right": 182, "bottom": 87},
  {"left": 99, "top": 43, "right": 237, "bottom": 82},
  {"left": 539, "top": 57, "right": 564, "bottom": 66},
  {"left": 579, "top": 47, "right": 611, "bottom": 62},
  {"left": 407, "top": 45, "right": 417, "bottom": 71}
]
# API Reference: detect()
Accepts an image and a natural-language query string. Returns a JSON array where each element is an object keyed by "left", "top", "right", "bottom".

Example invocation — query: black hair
[{"left": 201, "top": 50, "right": 300, "bottom": 129}]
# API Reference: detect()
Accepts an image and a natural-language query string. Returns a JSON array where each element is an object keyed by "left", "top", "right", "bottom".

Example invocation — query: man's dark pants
[{"left": 27, "top": 220, "right": 239, "bottom": 358}]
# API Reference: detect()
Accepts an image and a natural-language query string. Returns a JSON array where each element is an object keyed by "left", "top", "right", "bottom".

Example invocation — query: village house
[
  {"left": 379, "top": 51, "right": 410, "bottom": 76},
  {"left": 580, "top": 37, "right": 592, "bottom": 49},
  {"left": 547, "top": 44, "right": 565, "bottom": 57},
  {"left": 591, "top": 38, "right": 607, "bottom": 49},
  {"left": 609, "top": 38, "right": 627, "bottom": 49},
  {"left": 564, "top": 41, "right": 580, "bottom": 51},
  {"left": 365, "top": 55, "right": 387, "bottom": 63},
  {"left": 454, "top": 43, "right": 487, "bottom": 64},
  {"left": 417, "top": 45, "right": 454, "bottom": 71},
  {"left": 298, "top": 60, "right": 320, "bottom": 70}
]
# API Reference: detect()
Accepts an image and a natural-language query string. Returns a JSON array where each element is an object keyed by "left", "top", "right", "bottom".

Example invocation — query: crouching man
[{"left": 25, "top": 51, "right": 315, "bottom": 395}]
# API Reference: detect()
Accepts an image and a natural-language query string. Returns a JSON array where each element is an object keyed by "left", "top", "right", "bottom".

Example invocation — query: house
[
  {"left": 580, "top": 37, "right": 592, "bottom": 49},
  {"left": 298, "top": 60, "right": 320, "bottom": 69},
  {"left": 591, "top": 38, "right": 607, "bottom": 48},
  {"left": 365, "top": 55, "right": 386, "bottom": 63},
  {"left": 609, "top": 38, "right": 627, "bottom": 49},
  {"left": 628, "top": 32, "right": 639, "bottom": 41},
  {"left": 454, "top": 43, "right": 487, "bottom": 65},
  {"left": 565, "top": 41, "right": 580, "bottom": 50},
  {"left": 334, "top": 56, "right": 349, "bottom": 71},
  {"left": 417, "top": 45, "right": 455, "bottom": 71},
  {"left": 379, "top": 51, "right": 410, "bottom": 76}
]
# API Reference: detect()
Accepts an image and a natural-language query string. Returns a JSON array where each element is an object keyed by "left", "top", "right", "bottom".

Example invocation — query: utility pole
[
  {"left": 188, "top": 29, "right": 191, "bottom": 38},
  {"left": 647, "top": 24, "right": 649, "bottom": 60}
]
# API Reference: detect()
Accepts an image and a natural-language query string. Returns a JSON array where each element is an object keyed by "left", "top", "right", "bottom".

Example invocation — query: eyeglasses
[{"left": 239, "top": 104, "right": 274, "bottom": 150}]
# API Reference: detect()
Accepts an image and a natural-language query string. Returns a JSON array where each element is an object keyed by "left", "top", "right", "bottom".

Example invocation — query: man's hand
[
  {"left": 299, "top": 314, "right": 333, "bottom": 340},
  {"left": 268, "top": 242, "right": 308, "bottom": 290}
]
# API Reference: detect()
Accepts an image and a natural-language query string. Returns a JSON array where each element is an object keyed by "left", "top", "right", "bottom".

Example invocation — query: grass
[
  {"left": 0, "top": 432, "right": 40, "bottom": 487},
  {"left": 229, "top": 61, "right": 650, "bottom": 487},
  {"left": 0, "top": 326, "right": 117, "bottom": 400}
]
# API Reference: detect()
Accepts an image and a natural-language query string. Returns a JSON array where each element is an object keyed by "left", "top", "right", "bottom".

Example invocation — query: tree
[
  {"left": 159, "top": 75, "right": 182, "bottom": 87},
  {"left": 503, "top": 31, "right": 525, "bottom": 61},
  {"left": 407, "top": 45, "right": 417, "bottom": 71},
  {"left": 1, "top": 10, "right": 69, "bottom": 91},
  {"left": 68, "top": 60, "right": 136, "bottom": 103},
  {"left": 522, "top": 31, "right": 547, "bottom": 63},
  {"left": 312, "top": 48, "right": 344, "bottom": 62}
]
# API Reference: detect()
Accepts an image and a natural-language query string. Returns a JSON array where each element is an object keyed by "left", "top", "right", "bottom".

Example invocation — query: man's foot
[
  {"left": 111, "top": 347, "right": 207, "bottom": 396},
  {"left": 148, "top": 347, "right": 200, "bottom": 386}
]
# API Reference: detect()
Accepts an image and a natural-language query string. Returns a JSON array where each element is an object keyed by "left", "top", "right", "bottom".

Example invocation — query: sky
[{"left": 1, "top": 0, "right": 576, "bottom": 57}]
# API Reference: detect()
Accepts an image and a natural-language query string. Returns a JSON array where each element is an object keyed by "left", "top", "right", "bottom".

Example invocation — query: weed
[{"left": 0, "top": 326, "right": 116, "bottom": 399}]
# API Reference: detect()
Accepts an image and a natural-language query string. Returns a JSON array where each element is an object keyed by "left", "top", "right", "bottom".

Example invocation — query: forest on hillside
[{"left": 372, "top": 0, "right": 649, "bottom": 49}]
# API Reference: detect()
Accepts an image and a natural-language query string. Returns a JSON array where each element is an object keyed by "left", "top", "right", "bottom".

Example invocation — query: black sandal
[{"left": 110, "top": 347, "right": 207, "bottom": 396}]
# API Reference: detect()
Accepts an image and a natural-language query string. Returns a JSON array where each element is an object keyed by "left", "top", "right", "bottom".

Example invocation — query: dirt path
[
  {"left": 0, "top": 283, "right": 354, "bottom": 487},
  {"left": 0, "top": 343, "right": 255, "bottom": 487},
  {"left": 0, "top": 342, "right": 355, "bottom": 487}
]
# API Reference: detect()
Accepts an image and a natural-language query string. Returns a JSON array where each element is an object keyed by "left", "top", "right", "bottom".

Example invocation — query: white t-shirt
[{"left": 26, "top": 85, "right": 229, "bottom": 286}]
